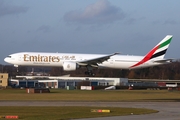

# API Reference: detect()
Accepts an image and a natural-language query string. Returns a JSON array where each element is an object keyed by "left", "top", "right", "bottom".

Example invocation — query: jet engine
[{"left": 63, "top": 62, "right": 79, "bottom": 71}]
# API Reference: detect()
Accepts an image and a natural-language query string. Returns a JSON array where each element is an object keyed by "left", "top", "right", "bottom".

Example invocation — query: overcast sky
[{"left": 1, "top": 0, "right": 180, "bottom": 64}]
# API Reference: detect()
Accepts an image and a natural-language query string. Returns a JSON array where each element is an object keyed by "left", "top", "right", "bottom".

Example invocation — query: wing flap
[{"left": 77, "top": 52, "right": 119, "bottom": 67}]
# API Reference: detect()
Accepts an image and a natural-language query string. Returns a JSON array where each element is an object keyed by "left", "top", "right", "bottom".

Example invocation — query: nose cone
[
  {"left": 4, "top": 57, "right": 9, "bottom": 63},
  {"left": 4, "top": 56, "right": 11, "bottom": 64}
]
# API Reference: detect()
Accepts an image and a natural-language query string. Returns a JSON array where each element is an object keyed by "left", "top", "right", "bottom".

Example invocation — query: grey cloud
[
  {"left": 64, "top": 0, "right": 126, "bottom": 24},
  {"left": 0, "top": 1, "right": 28, "bottom": 17},
  {"left": 153, "top": 20, "right": 178, "bottom": 25},
  {"left": 125, "top": 18, "right": 136, "bottom": 25},
  {"left": 164, "top": 20, "right": 178, "bottom": 25},
  {"left": 37, "top": 25, "right": 51, "bottom": 33}
]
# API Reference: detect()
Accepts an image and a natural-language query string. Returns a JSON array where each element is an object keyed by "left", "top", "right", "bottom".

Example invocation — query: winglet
[{"left": 131, "top": 35, "right": 173, "bottom": 68}]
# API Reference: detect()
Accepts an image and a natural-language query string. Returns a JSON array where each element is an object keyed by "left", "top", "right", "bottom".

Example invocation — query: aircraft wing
[
  {"left": 153, "top": 59, "right": 175, "bottom": 63},
  {"left": 77, "top": 53, "right": 119, "bottom": 67}
]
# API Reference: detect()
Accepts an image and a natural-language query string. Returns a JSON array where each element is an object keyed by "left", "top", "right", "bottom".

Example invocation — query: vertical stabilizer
[
  {"left": 149, "top": 35, "right": 172, "bottom": 59},
  {"left": 131, "top": 35, "right": 173, "bottom": 68}
]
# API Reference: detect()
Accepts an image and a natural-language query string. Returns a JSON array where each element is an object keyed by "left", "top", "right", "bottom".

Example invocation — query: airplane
[{"left": 4, "top": 35, "right": 173, "bottom": 76}]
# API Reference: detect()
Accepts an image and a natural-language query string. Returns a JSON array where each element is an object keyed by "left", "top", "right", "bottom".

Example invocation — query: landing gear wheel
[{"left": 85, "top": 65, "right": 95, "bottom": 76}]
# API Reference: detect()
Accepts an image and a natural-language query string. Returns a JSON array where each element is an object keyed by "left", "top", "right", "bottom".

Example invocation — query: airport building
[
  {"left": 9, "top": 76, "right": 128, "bottom": 89},
  {"left": 7, "top": 75, "right": 180, "bottom": 90},
  {"left": 0, "top": 73, "right": 8, "bottom": 88}
]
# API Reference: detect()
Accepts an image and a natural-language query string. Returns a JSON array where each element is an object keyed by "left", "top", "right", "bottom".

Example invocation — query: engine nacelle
[{"left": 63, "top": 62, "right": 79, "bottom": 71}]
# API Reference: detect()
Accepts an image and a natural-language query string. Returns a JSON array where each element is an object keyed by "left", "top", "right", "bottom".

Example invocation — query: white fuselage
[{"left": 4, "top": 52, "right": 163, "bottom": 70}]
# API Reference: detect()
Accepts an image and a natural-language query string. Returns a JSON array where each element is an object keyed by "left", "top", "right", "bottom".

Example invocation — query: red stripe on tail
[{"left": 130, "top": 45, "right": 160, "bottom": 68}]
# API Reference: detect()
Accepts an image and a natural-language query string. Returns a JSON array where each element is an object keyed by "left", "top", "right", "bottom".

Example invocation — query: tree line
[{"left": 1, "top": 61, "right": 180, "bottom": 79}]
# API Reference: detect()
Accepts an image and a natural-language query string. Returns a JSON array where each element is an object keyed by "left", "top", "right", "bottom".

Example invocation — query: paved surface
[{"left": 0, "top": 101, "right": 180, "bottom": 120}]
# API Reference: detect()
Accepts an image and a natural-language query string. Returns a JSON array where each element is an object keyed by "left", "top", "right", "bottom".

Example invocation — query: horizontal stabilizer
[{"left": 153, "top": 59, "right": 174, "bottom": 63}]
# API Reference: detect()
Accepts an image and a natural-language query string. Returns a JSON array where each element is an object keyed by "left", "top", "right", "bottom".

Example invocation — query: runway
[{"left": 0, "top": 101, "right": 180, "bottom": 120}]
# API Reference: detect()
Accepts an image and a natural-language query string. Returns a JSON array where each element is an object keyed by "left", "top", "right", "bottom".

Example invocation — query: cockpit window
[{"left": 7, "top": 56, "right": 11, "bottom": 58}]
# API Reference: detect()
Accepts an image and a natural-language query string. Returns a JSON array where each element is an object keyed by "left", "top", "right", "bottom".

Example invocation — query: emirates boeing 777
[{"left": 4, "top": 35, "right": 173, "bottom": 76}]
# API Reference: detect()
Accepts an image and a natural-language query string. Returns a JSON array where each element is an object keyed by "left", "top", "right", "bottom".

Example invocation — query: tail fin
[
  {"left": 149, "top": 35, "right": 173, "bottom": 59},
  {"left": 131, "top": 35, "right": 173, "bottom": 68}
]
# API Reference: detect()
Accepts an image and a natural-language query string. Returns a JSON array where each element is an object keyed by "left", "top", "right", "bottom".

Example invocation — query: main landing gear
[{"left": 84, "top": 65, "right": 95, "bottom": 76}]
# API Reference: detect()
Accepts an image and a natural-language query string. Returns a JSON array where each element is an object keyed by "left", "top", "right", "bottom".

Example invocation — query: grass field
[
  {"left": 0, "top": 89, "right": 180, "bottom": 101},
  {"left": 0, "top": 89, "right": 179, "bottom": 119},
  {"left": 0, "top": 106, "right": 158, "bottom": 120}
]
